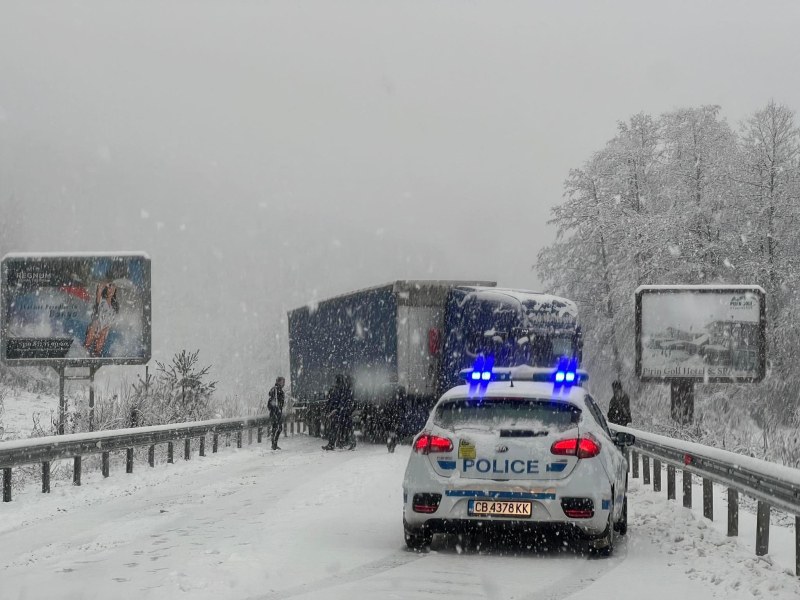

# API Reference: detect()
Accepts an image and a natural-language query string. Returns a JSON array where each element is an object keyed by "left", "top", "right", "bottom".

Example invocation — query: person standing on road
[
  {"left": 607, "top": 380, "right": 632, "bottom": 426},
  {"left": 268, "top": 376, "right": 286, "bottom": 450},
  {"left": 322, "top": 375, "right": 345, "bottom": 451},
  {"left": 338, "top": 375, "right": 356, "bottom": 450}
]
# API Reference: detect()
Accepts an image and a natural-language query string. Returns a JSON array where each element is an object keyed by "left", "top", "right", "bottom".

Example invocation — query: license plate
[{"left": 468, "top": 500, "right": 532, "bottom": 518}]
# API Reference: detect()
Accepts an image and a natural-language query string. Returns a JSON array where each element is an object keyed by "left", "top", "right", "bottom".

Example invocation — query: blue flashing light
[
  {"left": 552, "top": 356, "right": 580, "bottom": 389},
  {"left": 481, "top": 371, "right": 491, "bottom": 381},
  {"left": 471, "top": 371, "right": 481, "bottom": 381}
]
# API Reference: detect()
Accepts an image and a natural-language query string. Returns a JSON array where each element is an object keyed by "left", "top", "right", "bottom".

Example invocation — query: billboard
[
  {"left": 1, "top": 253, "right": 151, "bottom": 366},
  {"left": 635, "top": 285, "right": 766, "bottom": 383}
]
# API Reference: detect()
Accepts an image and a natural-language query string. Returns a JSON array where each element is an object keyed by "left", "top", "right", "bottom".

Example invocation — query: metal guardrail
[
  {"left": 612, "top": 425, "right": 800, "bottom": 576},
  {"left": 0, "top": 414, "right": 310, "bottom": 502}
]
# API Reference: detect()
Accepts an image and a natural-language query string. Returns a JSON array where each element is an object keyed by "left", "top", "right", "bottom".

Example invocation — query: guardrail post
[
  {"left": 3, "top": 468, "right": 12, "bottom": 502},
  {"left": 213, "top": 434, "right": 219, "bottom": 453},
  {"left": 126, "top": 448, "right": 134, "bottom": 473},
  {"left": 703, "top": 478, "right": 713, "bottom": 520},
  {"left": 200, "top": 436, "right": 206, "bottom": 457},
  {"left": 795, "top": 516, "right": 799, "bottom": 576},
  {"left": 168, "top": 442, "right": 174, "bottom": 463},
  {"left": 185, "top": 438, "right": 191, "bottom": 460},
  {"left": 727, "top": 489, "right": 738, "bottom": 536},
  {"left": 248, "top": 428, "right": 253, "bottom": 445},
  {"left": 683, "top": 470, "right": 692, "bottom": 508},
  {"left": 667, "top": 465, "right": 676, "bottom": 499},
  {"left": 102, "top": 452, "right": 110, "bottom": 477},
  {"left": 148, "top": 445, "right": 155, "bottom": 467},
  {"left": 42, "top": 462, "right": 50, "bottom": 493},
  {"left": 756, "top": 501, "right": 770, "bottom": 556},
  {"left": 73, "top": 456, "right": 81, "bottom": 486},
  {"left": 653, "top": 459, "right": 661, "bottom": 492},
  {"left": 237, "top": 431, "right": 242, "bottom": 449},
  {"left": 642, "top": 455, "right": 650, "bottom": 485},
  {"left": 631, "top": 451, "right": 639, "bottom": 478},
  {"left": 257, "top": 427, "right": 263, "bottom": 443}
]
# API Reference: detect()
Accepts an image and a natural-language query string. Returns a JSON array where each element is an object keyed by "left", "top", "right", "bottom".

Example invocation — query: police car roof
[{"left": 439, "top": 380, "right": 589, "bottom": 404}]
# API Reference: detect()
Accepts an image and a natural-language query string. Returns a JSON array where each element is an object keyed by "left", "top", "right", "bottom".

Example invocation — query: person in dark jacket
[
  {"left": 336, "top": 375, "right": 356, "bottom": 450},
  {"left": 607, "top": 380, "right": 632, "bottom": 426},
  {"left": 268, "top": 376, "right": 286, "bottom": 450},
  {"left": 322, "top": 375, "right": 346, "bottom": 451}
]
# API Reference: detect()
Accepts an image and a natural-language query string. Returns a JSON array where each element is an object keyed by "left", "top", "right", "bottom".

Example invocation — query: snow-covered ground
[
  {"left": 0, "top": 388, "right": 59, "bottom": 440},
  {"left": 1, "top": 436, "right": 798, "bottom": 599}
]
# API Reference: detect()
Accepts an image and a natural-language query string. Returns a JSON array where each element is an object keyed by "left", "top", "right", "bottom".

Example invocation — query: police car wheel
[
  {"left": 404, "top": 528, "right": 432, "bottom": 550},
  {"left": 588, "top": 511, "right": 615, "bottom": 557},
  {"left": 614, "top": 496, "right": 628, "bottom": 536}
]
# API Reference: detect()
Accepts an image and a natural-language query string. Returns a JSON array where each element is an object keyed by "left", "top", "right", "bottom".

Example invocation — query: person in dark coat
[
  {"left": 607, "top": 380, "right": 632, "bottom": 426},
  {"left": 336, "top": 375, "right": 356, "bottom": 450},
  {"left": 268, "top": 376, "right": 286, "bottom": 450},
  {"left": 322, "top": 375, "right": 346, "bottom": 451}
]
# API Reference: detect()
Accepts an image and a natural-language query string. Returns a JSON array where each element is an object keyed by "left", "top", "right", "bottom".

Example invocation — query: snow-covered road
[{"left": 1, "top": 436, "right": 798, "bottom": 599}]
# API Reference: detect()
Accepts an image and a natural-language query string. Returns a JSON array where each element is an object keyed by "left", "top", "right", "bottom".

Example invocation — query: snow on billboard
[
  {"left": 1, "top": 253, "right": 151, "bottom": 365},
  {"left": 635, "top": 285, "right": 766, "bottom": 383}
]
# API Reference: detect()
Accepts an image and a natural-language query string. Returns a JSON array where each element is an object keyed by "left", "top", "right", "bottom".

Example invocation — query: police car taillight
[
  {"left": 414, "top": 434, "right": 453, "bottom": 454},
  {"left": 550, "top": 436, "right": 601, "bottom": 459}
]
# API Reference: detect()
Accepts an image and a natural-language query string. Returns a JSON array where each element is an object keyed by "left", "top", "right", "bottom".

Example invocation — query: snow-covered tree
[{"left": 537, "top": 102, "right": 800, "bottom": 462}]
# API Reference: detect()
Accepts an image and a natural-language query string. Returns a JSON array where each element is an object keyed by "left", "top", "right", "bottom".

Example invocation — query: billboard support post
[
  {"left": 670, "top": 379, "right": 694, "bottom": 424},
  {"left": 57, "top": 366, "right": 65, "bottom": 435},
  {"left": 52, "top": 365, "right": 103, "bottom": 434},
  {"left": 88, "top": 366, "right": 100, "bottom": 432}
]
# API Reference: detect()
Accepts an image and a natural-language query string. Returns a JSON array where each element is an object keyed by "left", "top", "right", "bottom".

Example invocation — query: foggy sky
[{"left": 1, "top": 0, "right": 799, "bottom": 400}]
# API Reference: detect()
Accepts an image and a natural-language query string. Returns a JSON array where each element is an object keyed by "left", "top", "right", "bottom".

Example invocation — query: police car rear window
[{"left": 434, "top": 398, "right": 581, "bottom": 431}]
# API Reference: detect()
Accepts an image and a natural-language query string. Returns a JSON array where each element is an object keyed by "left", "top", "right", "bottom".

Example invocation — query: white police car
[{"left": 402, "top": 362, "right": 634, "bottom": 555}]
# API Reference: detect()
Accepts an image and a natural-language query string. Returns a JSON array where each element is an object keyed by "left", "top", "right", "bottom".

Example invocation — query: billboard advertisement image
[
  {"left": 635, "top": 285, "right": 766, "bottom": 383},
  {"left": 1, "top": 253, "right": 151, "bottom": 365}
]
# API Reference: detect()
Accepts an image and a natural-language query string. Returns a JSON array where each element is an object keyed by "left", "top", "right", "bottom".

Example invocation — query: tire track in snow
[
  {"left": 248, "top": 550, "right": 424, "bottom": 600},
  {"left": 524, "top": 536, "right": 629, "bottom": 600},
  {"left": 251, "top": 535, "right": 628, "bottom": 600}
]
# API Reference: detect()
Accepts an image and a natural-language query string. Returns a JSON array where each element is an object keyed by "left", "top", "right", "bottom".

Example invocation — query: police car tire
[
  {"left": 589, "top": 510, "right": 615, "bottom": 557},
  {"left": 614, "top": 496, "right": 628, "bottom": 536},
  {"left": 404, "top": 528, "right": 432, "bottom": 550}
]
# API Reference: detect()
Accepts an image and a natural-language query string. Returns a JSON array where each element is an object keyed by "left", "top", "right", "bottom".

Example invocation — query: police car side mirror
[{"left": 614, "top": 432, "right": 635, "bottom": 447}]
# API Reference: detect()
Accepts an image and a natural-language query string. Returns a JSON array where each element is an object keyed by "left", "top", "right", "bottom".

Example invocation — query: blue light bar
[
  {"left": 459, "top": 365, "right": 587, "bottom": 385},
  {"left": 459, "top": 368, "right": 513, "bottom": 383}
]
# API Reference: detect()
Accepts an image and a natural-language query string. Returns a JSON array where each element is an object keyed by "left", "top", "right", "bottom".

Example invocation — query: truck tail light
[{"left": 414, "top": 434, "right": 453, "bottom": 454}]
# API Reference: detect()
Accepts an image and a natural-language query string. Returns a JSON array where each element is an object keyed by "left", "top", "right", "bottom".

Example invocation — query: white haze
[{"left": 1, "top": 0, "right": 799, "bottom": 399}]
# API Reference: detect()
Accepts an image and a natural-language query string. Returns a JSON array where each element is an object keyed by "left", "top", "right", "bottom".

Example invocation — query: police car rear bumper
[
  {"left": 404, "top": 467, "right": 613, "bottom": 535},
  {"left": 404, "top": 518, "right": 608, "bottom": 541}
]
